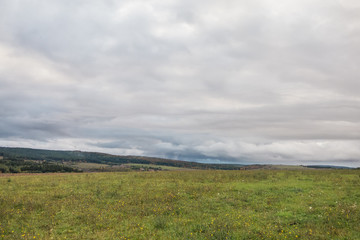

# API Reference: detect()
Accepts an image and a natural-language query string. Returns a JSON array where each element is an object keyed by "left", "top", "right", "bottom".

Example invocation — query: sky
[{"left": 1, "top": 0, "right": 360, "bottom": 167}]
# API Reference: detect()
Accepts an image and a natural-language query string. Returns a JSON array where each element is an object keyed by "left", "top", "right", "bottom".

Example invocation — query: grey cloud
[{"left": 1, "top": 0, "right": 360, "bottom": 166}]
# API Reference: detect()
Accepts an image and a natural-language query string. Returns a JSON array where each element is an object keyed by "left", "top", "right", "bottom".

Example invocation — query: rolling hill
[{"left": 0, "top": 147, "right": 244, "bottom": 173}]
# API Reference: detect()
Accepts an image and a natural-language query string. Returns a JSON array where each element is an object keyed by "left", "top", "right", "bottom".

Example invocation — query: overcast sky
[{"left": 1, "top": 0, "right": 360, "bottom": 166}]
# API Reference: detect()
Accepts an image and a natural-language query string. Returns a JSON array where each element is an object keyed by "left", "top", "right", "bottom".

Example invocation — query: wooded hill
[{"left": 0, "top": 147, "right": 244, "bottom": 173}]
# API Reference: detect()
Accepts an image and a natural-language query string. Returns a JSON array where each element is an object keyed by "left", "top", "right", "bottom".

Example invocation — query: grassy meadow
[{"left": 0, "top": 170, "right": 359, "bottom": 239}]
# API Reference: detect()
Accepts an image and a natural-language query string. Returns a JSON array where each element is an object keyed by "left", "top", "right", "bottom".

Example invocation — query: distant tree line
[
  {"left": 0, "top": 147, "right": 244, "bottom": 171},
  {"left": 0, "top": 154, "right": 81, "bottom": 173}
]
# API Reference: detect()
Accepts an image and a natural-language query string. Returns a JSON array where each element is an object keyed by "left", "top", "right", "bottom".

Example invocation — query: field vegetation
[{"left": 0, "top": 169, "right": 359, "bottom": 239}]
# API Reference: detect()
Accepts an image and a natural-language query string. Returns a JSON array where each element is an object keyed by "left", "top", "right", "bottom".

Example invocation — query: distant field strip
[
  {"left": 124, "top": 163, "right": 189, "bottom": 171},
  {"left": 0, "top": 170, "right": 359, "bottom": 239}
]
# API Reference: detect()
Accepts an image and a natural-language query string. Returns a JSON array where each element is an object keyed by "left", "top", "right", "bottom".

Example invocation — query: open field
[{"left": 0, "top": 170, "right": 359, "bottom": 239}]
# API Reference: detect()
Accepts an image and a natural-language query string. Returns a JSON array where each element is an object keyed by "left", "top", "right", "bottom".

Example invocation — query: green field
[{"left": 0, "top": 170, "right": 359, "bottom": 239}]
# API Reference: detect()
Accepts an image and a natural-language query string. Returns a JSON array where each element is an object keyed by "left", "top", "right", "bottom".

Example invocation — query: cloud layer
[{"left": 1, "top": 0, "right": 360, "bottom": 166}]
